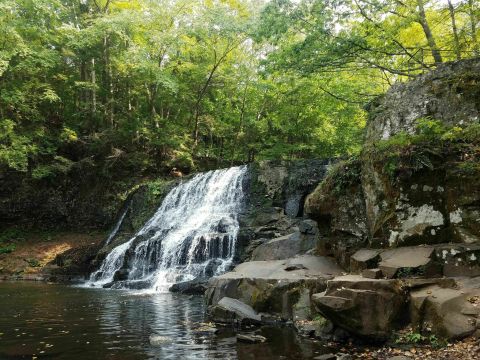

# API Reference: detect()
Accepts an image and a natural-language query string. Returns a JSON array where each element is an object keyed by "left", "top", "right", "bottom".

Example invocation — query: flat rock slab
[
  {"left": 206, "top": 256, "right": 343, "bottom": 321},
  {"left": 215, "top": 255, "right": 343, "bottom": 280}
]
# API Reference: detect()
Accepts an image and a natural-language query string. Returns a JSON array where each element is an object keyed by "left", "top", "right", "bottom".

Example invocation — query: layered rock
[
  {"left": 312, "top": 275, "right": 408, "bottom": 340},
  {"left": 205, "top": 255, "right": 343, "bottom": 321}
]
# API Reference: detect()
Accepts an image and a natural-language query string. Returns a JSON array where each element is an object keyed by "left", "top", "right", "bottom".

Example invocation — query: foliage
[
  {"left": 395, "top": 330, "right": 446, "bottom": 348},
  {"left": 0, "top": 0, "right": 478, "bottom": 182},
  {"left": 363, "top": 119, "right": 480, "bottom": 179}
]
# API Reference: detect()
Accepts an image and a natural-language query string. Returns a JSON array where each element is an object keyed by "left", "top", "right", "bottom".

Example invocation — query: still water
[{"left": 0, "top": 282, "right": 331, "bottom": 360}]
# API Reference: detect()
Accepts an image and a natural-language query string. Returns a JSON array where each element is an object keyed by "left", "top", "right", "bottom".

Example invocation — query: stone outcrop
[
  {"left": 312, "top": 275, "right": 408, "bottom": 340},
  {"left": 410, "top": 277, "right": 480, "bottom": 340},
  {"left": 206, "top": 255, "right": 343, "bottom": 322},
  {"left": 365, "top": 58, "right": 480, "bottom": 143}
]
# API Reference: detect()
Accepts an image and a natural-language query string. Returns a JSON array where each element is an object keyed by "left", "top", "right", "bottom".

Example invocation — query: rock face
[
  {"left": 206, "top": 255, "right": 343, "bottom": 321},
  {"left": 365, "top": 58, "right": 480, "bottom": 143},
  {"left": 410, "top": 277, "right": 480, "bottom": 339},
  {"left": 312, "top": 275, "right": 408, "bottom": 340}
]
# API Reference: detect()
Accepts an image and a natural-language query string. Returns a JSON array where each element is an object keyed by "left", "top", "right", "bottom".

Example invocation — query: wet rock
[
  {"left": 192, "top": 323, "right": 219, "bottom": 335},
  {"left": 208, "top": 297, "right": 261, "bottom": 325},
  {"left": 236, "top": 333, "right": 267, "bottom": 343},
  {"left": 149, "top": 335, "right": 172, "bottom": 346},
  {"left": 312, "top": 275, "right": 408, "bottom": 340},
  {"left": 350, "top": 249, "right": 381, "bottom": 273},
  {"left": 169, "top": 279, "right": 207, "bottom": 295},
  {"left": 285, "top": 194, "right": 303, "bottom": 217}
]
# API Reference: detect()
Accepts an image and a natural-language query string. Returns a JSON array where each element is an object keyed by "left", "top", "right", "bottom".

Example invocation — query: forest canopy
[{"left": 0, "top": 0, "right": 479, "bottom": 177}]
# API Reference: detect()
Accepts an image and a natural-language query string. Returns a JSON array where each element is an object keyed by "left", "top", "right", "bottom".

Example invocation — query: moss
[
  {"left": 316, "top": 157, "right": 362, "bottom": 196},
  {"left": 362, "top": 119, "right": 480, "bottom": 181}
]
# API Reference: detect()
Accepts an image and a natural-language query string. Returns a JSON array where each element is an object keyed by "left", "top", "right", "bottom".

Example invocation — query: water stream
[{"left": 87, "top": 166, "right": 247, "bottom": 291}]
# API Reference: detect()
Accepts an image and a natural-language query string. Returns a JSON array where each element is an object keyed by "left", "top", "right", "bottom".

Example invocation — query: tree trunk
[
  {"left": 91, "top": 58, "right": 97, "bottom": 116},
  {"left": 468, "top": 0, "right": 479, "bottom": 55},
  {"left": 447, "top": 0, "right": 461, "bottom": 60},
  {"left": 417, "top": 0, "right": 443, "bottom": 64}
]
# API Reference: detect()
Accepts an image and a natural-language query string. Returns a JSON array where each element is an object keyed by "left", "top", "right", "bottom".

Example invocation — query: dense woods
[{"left": 1, "top": 0, "right": 479, "bottom": 178}]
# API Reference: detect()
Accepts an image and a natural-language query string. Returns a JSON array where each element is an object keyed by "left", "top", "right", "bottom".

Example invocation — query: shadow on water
[{"left": 0, "top": 282, "right": 332, "bottom": 360}]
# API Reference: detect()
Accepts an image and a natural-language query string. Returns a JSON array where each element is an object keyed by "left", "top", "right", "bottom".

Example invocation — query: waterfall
[
  {"left": 87, "top": 166, "right": 247, "bottom": 292},
  {"left": 104, "top": 205, "right": 129, "bottom": 246}
]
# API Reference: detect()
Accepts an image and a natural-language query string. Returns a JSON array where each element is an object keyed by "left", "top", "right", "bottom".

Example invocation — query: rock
[
  {"left": 193, "top": 323, "right": 219, "bottom": 335},
  {"left": 285, "top": 194, "right": 303, "bottom": 217},
  {"left": 236, "top": 334, "right": 267, "bottom": 343},
  {"left": 251, "top": 231, "right": 317, "bottom": 261},
  {"left": 253, "top": 207, "right": 284, "bottom": 226},
  {"left": 362, "top": 268, "right": 383, "bottom": 279},
  {"left": 410, "top": 278, "right": 480, "bottom": 340},
  {"left": 434, "top": 244, "right": 480, "bottom": 277},
  {"left": 387, "top": 357, "right": 410, "bottom": 360},
  {"left": 304, "top": 159, "right": 368, "bottom": 268},
  {"left": 365, "top": 59, "right": 480, "bottom": 143},
  {"left": 208, "top": 297, "right": 261, "bottom": 325},
  {"left": 299, "top": 219, "right": 319, "bottom": 235},
  {"left": 378, "top": 246, "right": 441, "bottom": 279},
  {"left": 169, "top": 279, "right": 207, "bottom": 295},
  {"left": 313, "top": 354, "right": 336, "bottom": 360},
  {"left": 312, "top": 275, "right": 408, "bottom": 340},
  {"left": 149, "top": 335, "right": 172, "bottom": 346},
  {"left": 350, "top": 249, "right": 381, "bottom": 273},
  {"left": 206, "top": 256, "right": 343, "bottom": 321},
  {"left": 285, "top": 263, "right": 308, "bottom": 271}
]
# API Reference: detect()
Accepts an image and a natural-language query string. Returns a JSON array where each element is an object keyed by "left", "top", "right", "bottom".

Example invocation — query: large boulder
[
  {"left": 208, "top": 297, "right": 262, "bottom": 325},
  {"left": 410, "top": 277, "right": 480, "bottom": 339},
  {"left": 205, "top": 255, "right": 343, "bottom": 321},
  {"left": 251, "top": 226, "right": 319, "bottom": 261},
  {"left": 312, "top": 275, "right": 408, "bottom": 340}
]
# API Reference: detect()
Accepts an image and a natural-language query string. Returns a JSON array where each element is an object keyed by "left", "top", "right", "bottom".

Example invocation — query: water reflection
[{"left": 0, "top": 282, "right": 329, "bottom": 360}]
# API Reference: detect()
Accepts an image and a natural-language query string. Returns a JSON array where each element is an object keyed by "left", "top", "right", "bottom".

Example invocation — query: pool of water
[{"left": 0, "top": 282, "right": 332, "bottom": 359}]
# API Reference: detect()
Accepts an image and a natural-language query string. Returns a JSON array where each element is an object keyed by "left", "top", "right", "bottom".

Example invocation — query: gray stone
[
  {"left": 312, "top": 275, "right": 408, "bottom": 340},
  {"left": 410, "top": 279, "right": 480, "bottom": 340},
  {"left": 362, "top": 268, "right": 383, "bottom": 279},
  {"left": 251, "top": 231, "right": 317, "bottom": 261},
  {"left": 299, "top": 219, "right": 319, "bottom": 235},
  {"left": 208, "top": 297, "right": 261, "bottom": 325},
  {"left": 206, "top": 256, "right": 343, "bottom": 320},
  {"left": 350, "top": 249, "right": 381, "bottom": 272},
  {"left": 379, "top": 246, "right": 441, "bottom": 279},
  {"left": 236, "top": 334, "right": 267, "bottom": 343}
]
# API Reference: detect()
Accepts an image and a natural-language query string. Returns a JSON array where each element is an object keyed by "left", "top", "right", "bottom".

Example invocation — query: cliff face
[
  {"left": 307, "top": 58, "right": 480, "bottom": 256},
  {"left": 365, "top": 58, "right": 480, "bottom": 143}
]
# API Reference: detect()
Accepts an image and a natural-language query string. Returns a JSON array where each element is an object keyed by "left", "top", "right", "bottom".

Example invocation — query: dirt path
[{"left": 0, "top": 232, "right": 104, "bottom": 277}]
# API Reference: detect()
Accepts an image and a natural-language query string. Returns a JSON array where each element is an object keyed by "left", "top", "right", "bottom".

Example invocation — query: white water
[
  {"left": 87, "top": 166, "right": 247, "bottom": 292},
  {"left": 104, "top": 206, "right": 129, "bottom": 246}
]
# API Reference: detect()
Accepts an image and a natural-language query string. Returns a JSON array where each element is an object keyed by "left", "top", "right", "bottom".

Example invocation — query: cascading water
[{"left": 87, "top": 166, "right": 247, "bottom": 292}]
